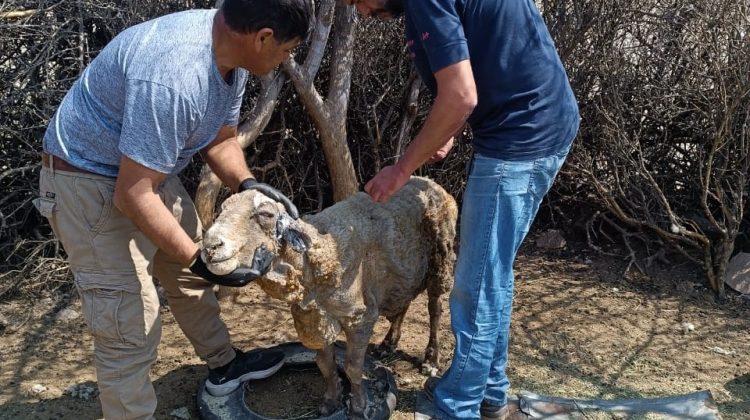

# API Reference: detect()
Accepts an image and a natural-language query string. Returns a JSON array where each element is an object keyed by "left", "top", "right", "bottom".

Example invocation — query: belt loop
[{"left": 50, "top": 154, "right": 56, "bottom": 176}]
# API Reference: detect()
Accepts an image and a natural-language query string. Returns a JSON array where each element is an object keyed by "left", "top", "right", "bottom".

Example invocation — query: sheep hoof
[
  {"left": 318, "top": 399, "right": 341, "bottom": 416},
  {"left": 373, "top": 343, "right": 396, "bottom": 360},
  {"left": 348, "top": 407, "right": 367, "bottom": 420},
  {"left": 421, "top": 362, "right": 438, "bottom": 377}
]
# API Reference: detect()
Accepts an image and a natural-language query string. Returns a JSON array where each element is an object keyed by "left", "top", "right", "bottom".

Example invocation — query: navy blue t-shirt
[{"left": 404, "top": 0, "right": 580, "bottom": 160}]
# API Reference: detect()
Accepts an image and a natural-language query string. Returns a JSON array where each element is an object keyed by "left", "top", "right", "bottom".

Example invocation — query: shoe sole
[{"left": 205, "top": 358, "right": 284, "bottom": 397}]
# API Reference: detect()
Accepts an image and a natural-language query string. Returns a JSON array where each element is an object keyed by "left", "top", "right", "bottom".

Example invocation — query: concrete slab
[
  {"left": 725, "top": 252, "right": 750, "bottom": 294},
  {"left": 414, "top": 390, "right": 719, "bottom": 419}
]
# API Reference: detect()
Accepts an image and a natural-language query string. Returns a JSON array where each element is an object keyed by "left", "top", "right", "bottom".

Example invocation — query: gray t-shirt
[{"left": 44, "top": 9, "right": 248, "bottom": 177}]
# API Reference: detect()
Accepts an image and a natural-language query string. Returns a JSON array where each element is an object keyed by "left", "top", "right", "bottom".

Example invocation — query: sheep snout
[{"left": 200, "top": 232, "right": 242, "bottom": 275}]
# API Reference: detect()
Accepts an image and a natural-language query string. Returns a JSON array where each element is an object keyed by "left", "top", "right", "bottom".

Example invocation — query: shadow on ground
[{"left": 0, "top": 366, "right": 206, "bottom": 420}]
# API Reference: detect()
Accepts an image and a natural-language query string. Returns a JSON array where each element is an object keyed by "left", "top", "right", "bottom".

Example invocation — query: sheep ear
[
  {"left": 276, "top": 215, "right": 310, "bottom": 253},
  {"left": 283, "top": 227, "right": 310, "bottom": 253}
]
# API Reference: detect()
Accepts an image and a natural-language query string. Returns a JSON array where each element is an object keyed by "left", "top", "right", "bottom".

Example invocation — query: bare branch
[{"left": 0, "top": 10, "right": 36, "bottom": 19}]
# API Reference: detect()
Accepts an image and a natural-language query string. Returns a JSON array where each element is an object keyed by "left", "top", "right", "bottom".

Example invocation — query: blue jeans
[{"left": 433, "top": 147, "right": 570, "bottom": 418}]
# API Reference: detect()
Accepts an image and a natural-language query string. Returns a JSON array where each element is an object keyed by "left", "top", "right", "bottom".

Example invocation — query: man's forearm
[
  {"left": 398, "top": 94, "right": 473, "bottom": 175},
  {"left": 203, "top": 137, "right": 253, "bottom": 192},
  {"left": 398, "top": 60, "right": 476, "bottom": 175},
  {"left": 114, "top": 190, "right": 199, "bottom": 266}
]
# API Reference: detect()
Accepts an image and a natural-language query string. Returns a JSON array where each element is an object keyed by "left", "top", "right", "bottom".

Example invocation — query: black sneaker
[{"left": 205, "top": 348, "right": 285, "bottom": 396}]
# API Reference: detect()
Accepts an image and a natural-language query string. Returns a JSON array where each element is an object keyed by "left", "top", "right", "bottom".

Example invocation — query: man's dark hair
[{"left": 222, "top": 0, "right": 314, "bottom": 42}]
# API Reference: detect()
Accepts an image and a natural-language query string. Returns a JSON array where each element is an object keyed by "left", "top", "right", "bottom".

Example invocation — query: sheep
[{"left": 201, "top": 176, "right": 457, "bottom": 419}]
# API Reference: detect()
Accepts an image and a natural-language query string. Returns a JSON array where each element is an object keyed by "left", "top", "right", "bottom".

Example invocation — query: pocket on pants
[
  {"left": 32, "top": 197, "right": 57, "bottom": 218},
  {"left": 78, "top": 281, "right": 147, "bottom": 347},
  {"left": 468, "top": 154, "right": 535, "bottom": 196},
  {"left": 74, "top": 177, "right": 115, "bottom": 234},
  {"left": 529, "top": 151, "right": 568, "bottom": 201}
]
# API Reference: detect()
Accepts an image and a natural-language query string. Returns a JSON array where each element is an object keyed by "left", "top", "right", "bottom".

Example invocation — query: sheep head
[{"left": 202, "top": 190, "right": 310, "bottom": 302}]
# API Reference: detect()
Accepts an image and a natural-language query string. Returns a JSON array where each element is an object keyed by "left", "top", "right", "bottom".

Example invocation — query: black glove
[
  {"left": 239, "top": 178, "right": 299, "bottom": 219},
  {"left": 189, "top": 244, "right": 274, "bottom": 287}
]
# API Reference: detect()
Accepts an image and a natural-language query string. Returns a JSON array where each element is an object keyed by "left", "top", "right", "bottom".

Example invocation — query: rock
[
  {"left": 680, "top": 322, "right": 695, "bottom": 334},
  {"left": 64, "top": 383, "right": 99, "bottom": 400},
  {"left": 56, "top": 308, "right": 80, "bottom": 322},
  {"left": 31, "top": 384, "right": 47, "bottom": 394},
  {"left": 170, "top": 407, "right": 191, "bottom": 419},
  {"left": 536, "top": 229, "right": 567, "bottom": 250},
  {"left": 676, "top": 281, "right": 699, "bottom": 295},
  {"left": 725, "top": 253, "right": 750, "bottom": 294},
  {"left": 709, "top": 346, "right": 736, "bottom": 356}
]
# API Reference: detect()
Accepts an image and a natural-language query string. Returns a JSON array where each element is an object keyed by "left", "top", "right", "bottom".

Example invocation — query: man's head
[
  {"left": 345, "top": 0, "right": 404, "bottom": 19},
  {"left": 221, "top": 0, "right": 314, "bottom": 74}
]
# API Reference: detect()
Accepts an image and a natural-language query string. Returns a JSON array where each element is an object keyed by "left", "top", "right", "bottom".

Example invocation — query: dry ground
[{"left": 1, "top": 243, "right": 748, "bottom": 419}]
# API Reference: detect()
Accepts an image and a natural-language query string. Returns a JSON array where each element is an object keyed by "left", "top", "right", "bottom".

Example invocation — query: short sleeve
[
  {"left": 118, "top": 80, "right": 197, "bottom": 173},
  {"left": 223, "top": 70, "right": 248, "bottom": 127},
  {"left": 405, "top": 0, "right": 470, "bottom": 73}
]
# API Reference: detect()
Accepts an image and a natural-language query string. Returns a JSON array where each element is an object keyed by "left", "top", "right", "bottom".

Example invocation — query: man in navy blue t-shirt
[{"left": 352, "top": 0, "right": 579, "bottom": 418}]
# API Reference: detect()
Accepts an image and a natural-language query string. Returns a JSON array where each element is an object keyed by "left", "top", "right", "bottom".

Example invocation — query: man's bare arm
[
  {"left": 398, "top": 60, "right": 477, "bottom": 173},
  {"left": 365, "top": 60, "right": 477, "bottom": 202},
  {"left": 114, "top": 156, "right": 199, "bottom": 266},
  {"left": 201, "top": 125, "right": 253, "bottom": 192}
]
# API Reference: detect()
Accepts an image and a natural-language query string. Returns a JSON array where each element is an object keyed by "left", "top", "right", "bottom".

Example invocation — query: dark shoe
[
  {"left": 480, "top": 400, "right": 528, "bottom": 420},
  {"left": 480, "top": 401, "right": 509, "bottom": 420},
  {"left": 205, "top": 348, "right": 285, "bottom": 396},
  {"left": 423, "top": 376, "right": 440, "bottom": 401}
]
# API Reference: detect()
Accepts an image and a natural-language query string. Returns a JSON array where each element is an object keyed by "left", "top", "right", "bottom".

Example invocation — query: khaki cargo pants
[{"left": 37, "top": 164, "right": 236, "bottom": 419}]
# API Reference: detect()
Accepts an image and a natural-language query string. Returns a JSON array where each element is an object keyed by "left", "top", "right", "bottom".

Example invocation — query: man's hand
[
  {"left": 427, "top": 137, "right": 455, "bottom": 163},
  {"left": 189, "top": 244, "right": 273, "bottom": 287},
  {"left": 364, "top": 164, "right": 411, "bottom": 203},
  {"left": 238, "top": 178, "right": 299, "bottom": 219}
]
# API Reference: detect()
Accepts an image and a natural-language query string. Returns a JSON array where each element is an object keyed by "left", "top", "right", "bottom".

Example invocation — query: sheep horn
[
  {"left": 276, "top": 215, "right": 310, "bottom": 253},
  {"left": 241, "top": 180, "right": 300, "bottom": 219}
]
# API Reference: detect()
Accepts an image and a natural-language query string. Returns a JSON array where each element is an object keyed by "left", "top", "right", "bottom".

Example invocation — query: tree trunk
[{"left": 284, "top": 1, "right": 358, "bottom": 202}]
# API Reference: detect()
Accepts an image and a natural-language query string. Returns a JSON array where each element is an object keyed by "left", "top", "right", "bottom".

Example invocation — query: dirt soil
[{"left": 1, "top": 242, "right": 749, "bottom": 419}]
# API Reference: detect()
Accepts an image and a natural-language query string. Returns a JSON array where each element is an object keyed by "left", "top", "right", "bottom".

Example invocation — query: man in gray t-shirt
[{"left": 36, "top": 0, "right": 313, "bottom": 417}]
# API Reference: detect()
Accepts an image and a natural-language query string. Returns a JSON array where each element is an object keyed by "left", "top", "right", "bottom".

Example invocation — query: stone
[
  {"left": 725, "top": 253, "right": 750, "bottom": 294},
  {"left": 170, "top": 407, "right": 191, "bottom": 419},
  {"left": 680, "top": 322, "right": 695, "bottom": 334},
  {"left": 536, "top": 229, "right": 567, "bottom": 250},
  {"left": 31, "top": 384, "right": 47, "bottom": 394},
  {"left": 65, "top": 383, "right": 98, "bottom": 400},
  {"left": 56, "top": 308, "right": 80, "bottom": 322}
]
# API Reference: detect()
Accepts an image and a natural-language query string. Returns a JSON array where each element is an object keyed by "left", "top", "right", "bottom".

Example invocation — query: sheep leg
[
  {"left": 315, "top": 344, "right": 343, "bottom": 416},
  {"left": 344, "top": 311, "right": 378, "bottom": 420},
  {"left": 374, "top": 305, "right": 409, "bottom": 358},
  {"left": 345, "top": 342, "right": 369, "bottom": 419},
  {"left": 422, "top": 293, "right": 442, "bottom": 376}
]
